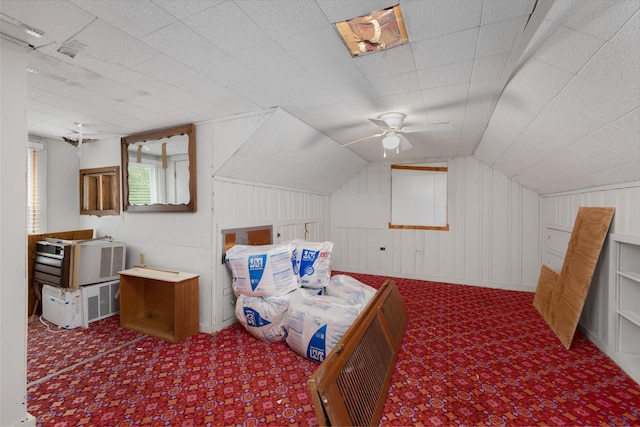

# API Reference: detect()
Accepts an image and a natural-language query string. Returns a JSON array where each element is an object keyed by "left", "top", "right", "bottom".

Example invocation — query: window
[
  {"left": 127, "top": 161, "right": 167, "bottom": 206},
  {"left": 389, "top": 163, "right": 448, "bottom": 230},
  {"left": 27, "top": 141, "right": 47, "bottom": 234}
]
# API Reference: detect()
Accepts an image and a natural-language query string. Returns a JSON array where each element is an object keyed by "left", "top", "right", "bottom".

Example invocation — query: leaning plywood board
[{"left": 533, "top": 207, "right": 615, "bottom": 349}]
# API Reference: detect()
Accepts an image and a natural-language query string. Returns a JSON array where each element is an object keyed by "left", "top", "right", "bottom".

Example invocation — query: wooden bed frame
[{"left": 308, "top": 279, "right": 408, "bottom": 426}]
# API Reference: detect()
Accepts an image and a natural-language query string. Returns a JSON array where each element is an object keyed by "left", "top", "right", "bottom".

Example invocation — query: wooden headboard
[{"left": 308, "top": 279, "right": 408, "bottom": 426}]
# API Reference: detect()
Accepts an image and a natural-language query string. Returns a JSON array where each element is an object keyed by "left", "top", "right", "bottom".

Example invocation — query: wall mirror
[
  {"left": 80, "top": 166, "right": 120, "bottom": 216},
  {"left": 121, "top": 123, "right": 196, "bottom": 212}
]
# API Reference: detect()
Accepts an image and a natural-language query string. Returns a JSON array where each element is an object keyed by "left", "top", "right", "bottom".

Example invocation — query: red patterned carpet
[{"left": 27, "top": 273, "right": 640, "bottom": 426}]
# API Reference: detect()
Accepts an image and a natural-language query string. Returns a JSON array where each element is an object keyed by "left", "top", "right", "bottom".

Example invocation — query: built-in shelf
[
  {"left": 618, "top": 270, "right": 640, "bottom": 283},
  {"left": 618, "top": 310, "right": 640, "bottom": 328},
  {"left": 609, "top": 234, "right": 640, "bottom": 383}
]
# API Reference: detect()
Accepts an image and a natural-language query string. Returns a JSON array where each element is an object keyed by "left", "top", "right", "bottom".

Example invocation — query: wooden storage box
[{"left": 119, "top": 267, "right": 199, "bottom": 343}]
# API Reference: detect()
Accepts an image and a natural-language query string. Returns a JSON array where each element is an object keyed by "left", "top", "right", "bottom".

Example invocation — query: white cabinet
[{"left": 610, "top": 234, "right": 640, "bottom": 382}]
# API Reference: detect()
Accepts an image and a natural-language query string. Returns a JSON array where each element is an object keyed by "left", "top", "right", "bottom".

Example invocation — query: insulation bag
[
  {"left": 286, "top": 294, "right": 360, "bottom": 363},
  {"left": 225, "top": 243, "right": 299, "bottom": 297},
  {"left": 289, "top": 240, "right": 334, "bottom": 289},
  {"left": 235, "top": 292, "right": 293, "bottom": 342},
  {"left": 325, "top": 274, "right": 376, "bottom": 310}
]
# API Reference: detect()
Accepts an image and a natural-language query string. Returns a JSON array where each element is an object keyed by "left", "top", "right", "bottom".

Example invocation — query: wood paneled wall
[{"left": 330, "top": 157, "right": 540, "bottom": 290}]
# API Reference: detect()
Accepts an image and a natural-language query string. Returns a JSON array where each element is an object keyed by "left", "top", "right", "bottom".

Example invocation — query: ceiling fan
[{"left": 343, "top": 112, "right": 452, "bottom": 156}]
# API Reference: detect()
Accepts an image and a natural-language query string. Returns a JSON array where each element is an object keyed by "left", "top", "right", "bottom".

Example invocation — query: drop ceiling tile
[
  {"left": 236, "top": 1, "right": 328, "bottom": 40},
  {"left": 422, "top": 82, "right": 471, "bottom": 112},
  {"left": 611, "top": 7, "right": 639, "bottom": 48},
  {"left": 556, "top": 74, "right": 639, "bottom": 126},
  {"left": 151, "top": 86, "right": 225, "bottom": 116},
  {"left": 278, "top": 26, "right": 351, "bottom": 68},
  {"left": 546, "top": 0, "right": 640, "bottom": 41},
  {"left": 476, "top": 16, "right": 527, "bottom": 58},
  {"left": 481, "top": 0, "right": 535, "bottom": 25},
  {"left": 353, "top": 43, "right": 417, "bottom": 79},
  {"left": 612, "top": 107, "right": 640, "bottom": 135},
  {"left": 1, "top": 0, "right": 95, "bottom": 43},
  {"left": 418, "top": 60, "right": 473, "bottom": 90},
  {"left": 413, "top": 27, "right": 480, "bottom": 70},
  {"left": 471, "top": 53, "right": 510, "bottom": 81},
  {"left": 503, "top": 59, "right": 575, "bottom": 113},
  {"left": 71, "top": 0, "right": 175, "bottom": 39},
  {"left": 151, "top": 0, "right": 220, "bottom": 19},
  {"left": 105, "top": 69, "right": 170, "bottom": 95},
  {"left": 72, "top": 19, "right": 161, "bottom": 68},
  {"left": 474, "top": 130, "right": 513, "bottom": 165},
  {"left": 493, "top": 142, "right": 542, "bottom": 177},
  {"left": 401, "top": 0, "right": 482, "bottom": 41},
  {"left": 583, "top": 124, "right": 640, "bottom": 160},
  {"left": 182, "top": 1, "right": 272, "bottom": 53},
  {"left": 194, "top": 55, "right": 258, "bottom": 88},
  {"left": 178, "top": 78, "right": 258, "bottom": 113},
  {"left": 305, "top": 59, "right": 366, "bottom": 89},
  {"left": 232, "top": 42, "right": 303, "bottom": 79},
  {"left": 132, "top": 54, "right": 205, "bottom": 86},
  {"left": 140, "top": 21, "right": 226, "bottom": 68},
  {"left": 369, "top": 71, "right": 421, "bottom": 97},
  {"left": 324, "top": 79, "right": 377, "bottom": 103},
  {"left": 579, "top": 42, "right": 640, "bottom": 101},
  {"left": 316, "top": 0, "right": 397, "bottom": 23},
  {"left": 530, "top": 24, "right": 605, "bottom": 74}
]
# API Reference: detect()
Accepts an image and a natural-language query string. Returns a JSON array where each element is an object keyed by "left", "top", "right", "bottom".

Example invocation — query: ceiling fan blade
[
  {"left": 342, "top": 132, "right": 385, "bottom": 147},
  {"left": 368, "top": 117, "right": 392, "bottom": 130},
  {"left": 398, "top": 134, "right": 413, "bottom": 151},
  {"left": 402, "top": 122, "right": 453, "bottom": 133}
]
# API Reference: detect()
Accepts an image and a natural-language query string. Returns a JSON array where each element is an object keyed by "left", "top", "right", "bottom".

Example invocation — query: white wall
[
  {"left": 0, "top": 38, "right": 34, "bottom": 426},
  {"left": 79, "top": 126, "right": 214, "bottom": 330},
  {"left": 44, "top": 138, "right": 80, "bottom": 232},
  {"left": 330, "top": 156, "right": 540, "bottom": 291}
]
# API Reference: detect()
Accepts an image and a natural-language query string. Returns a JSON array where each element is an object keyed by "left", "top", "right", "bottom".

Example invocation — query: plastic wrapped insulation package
[
  {"left": 235, "top": 292, "right": 293, "bottom": 342},
  {"left": 289, "top": 240, "right": 334, "bottom": 289},
  {"left": 325, "top": 274, "right": 376, "bottom": 310},
  {"left": 225, "top": 243, "right": 299, "bottom": 297},
  {"left": 286, "top": 293, "right": 360, "bottom": 363}
]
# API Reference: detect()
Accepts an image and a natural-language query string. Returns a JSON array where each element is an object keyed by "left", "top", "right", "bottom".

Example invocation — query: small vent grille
[
  {"left": 99, "top": 284, "right": 110, "bottom": 316},
  {"left": 337, "top": 317, "right": 392, "bottom": 426},
  {"left": 87, "top": 295, "right": 99, "bottom": 321},
  {"left": 111, "top": 246, "right": 124, "bottom": 276},
  {"left": 100, "top": 247, "right": 111, "bottom": 278}
]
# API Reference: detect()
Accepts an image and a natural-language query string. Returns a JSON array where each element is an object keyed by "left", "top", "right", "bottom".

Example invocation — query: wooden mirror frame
[{"left": 121, "top": 123, "right": 197, "bottom": 212}]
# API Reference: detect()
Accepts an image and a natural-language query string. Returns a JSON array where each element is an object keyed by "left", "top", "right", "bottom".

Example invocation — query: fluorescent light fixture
[
  {"left": 382, "top": 132, "right": 400, "bottom": 150},
  {"left": 26, "top": 67, "right": 68, "bottom": 82},
  {"left": 334, "top": 5, "right": 408, "bottom": 57}
]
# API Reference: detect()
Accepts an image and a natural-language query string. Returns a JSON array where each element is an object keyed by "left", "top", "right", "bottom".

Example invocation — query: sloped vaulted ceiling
[
  {"left": 215, "top": 108, "right": 368, "bottom": 194},
  {"left": 1, "top": 0, "right": 638, "bottom": 195}
]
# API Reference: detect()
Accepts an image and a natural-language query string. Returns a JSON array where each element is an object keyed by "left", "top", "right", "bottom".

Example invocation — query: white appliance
[
  {"left": 42, "top": 285, "right": 83, "bottom": 329},
  {"left": 83, "top": 279, "right": 120, "bottom": 325}
]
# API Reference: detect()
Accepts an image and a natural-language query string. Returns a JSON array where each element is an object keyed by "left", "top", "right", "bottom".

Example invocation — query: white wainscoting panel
[
  {"left": 330, "top": 157, "right": 540, "bottom": 290},
  {"left": 212, "top": 177, "right": 330, "bottom": 330}
]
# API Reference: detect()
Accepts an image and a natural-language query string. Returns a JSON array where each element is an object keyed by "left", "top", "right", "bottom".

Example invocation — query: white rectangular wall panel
[{"left": 330, "top": 157, "right": 540, "bottom": 291}]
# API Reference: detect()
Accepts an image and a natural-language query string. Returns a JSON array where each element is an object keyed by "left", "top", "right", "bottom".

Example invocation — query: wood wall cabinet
[
  {"left": 120, "top": 267, "right": 199, "bottom": 343},
  {"left": 610, "top": 234, "right": 640, "bottom": 381}
]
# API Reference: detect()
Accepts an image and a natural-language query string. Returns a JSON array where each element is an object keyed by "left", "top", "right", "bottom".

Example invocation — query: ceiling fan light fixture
[{"left": 382, "top": 133, "right": 400, "bottom": 150}]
